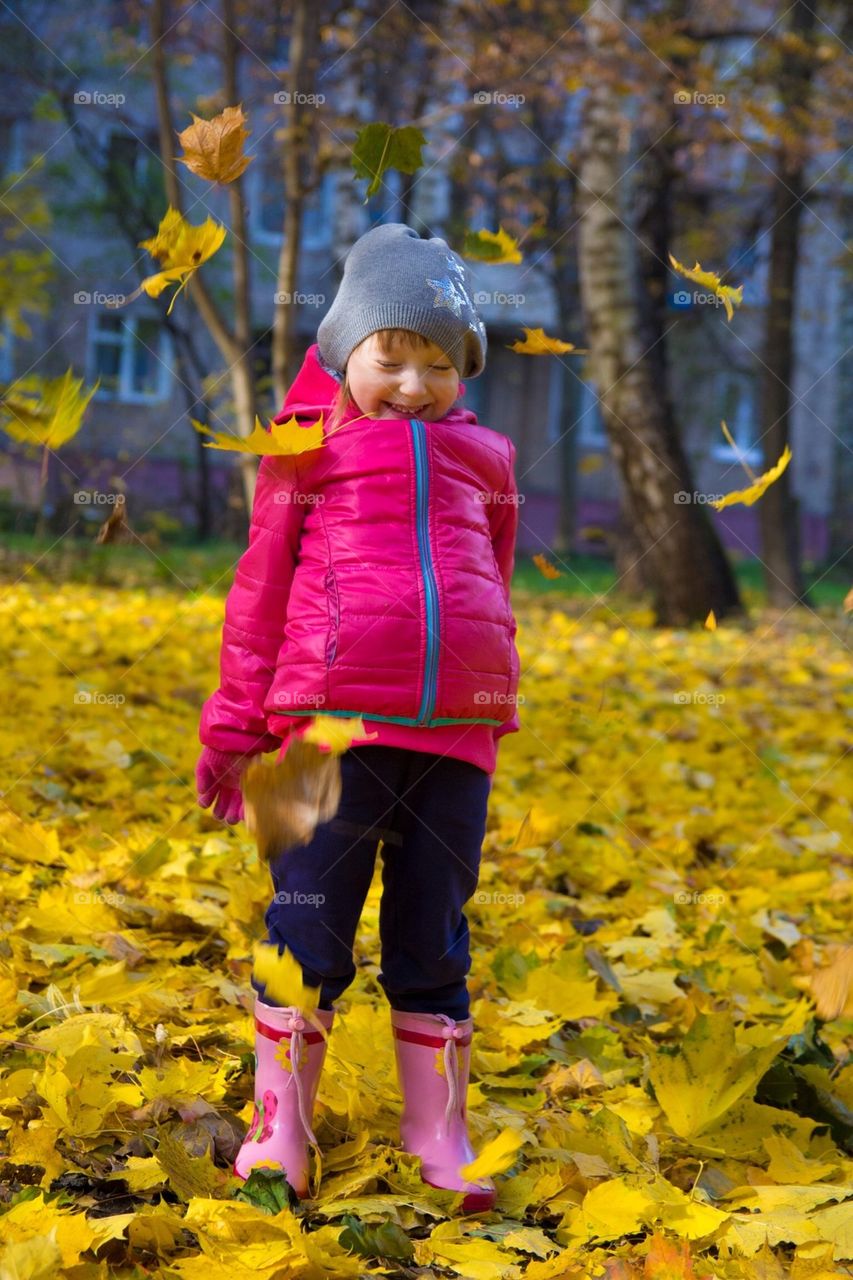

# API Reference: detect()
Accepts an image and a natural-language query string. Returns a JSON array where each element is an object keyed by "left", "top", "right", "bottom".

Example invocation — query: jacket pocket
[{"left": 324, "top": 565, "right": 340, "bottom": 667}]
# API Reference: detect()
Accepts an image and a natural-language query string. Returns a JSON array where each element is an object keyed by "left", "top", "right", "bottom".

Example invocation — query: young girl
[{"left": 196, "top": 223, "right": 521, "bottom": 1212}]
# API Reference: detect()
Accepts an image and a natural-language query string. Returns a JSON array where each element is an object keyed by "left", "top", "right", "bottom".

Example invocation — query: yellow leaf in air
[
  {"left": 532, "top": 552, "right": 562, "bottom": 579},
  {"left": 177, "top": 104, "right": 253, "bottom": 184},
  {"left": 302, "top": 715, "right": 379, "bottom": 754},
  {"left": 507, "top": 326, "right": 586, "bottom": 355},
  {"left": 705, "top": 610, "right": 717, "bottom": 630},
  {"left": 459, "top": 1127, "right": 524, "bottom": 1181},
  {"left": 119, "top": 207, "right": 227, "bottom": 316},
  {"left": 191, "top": 411, "right": 325, "bottom": 456},
  {"left": 668, "top": 253, "right": 744, "bottom": 321},
  {"left": 709, "top": 445, "right": 792, "bottom": 510},
  {"left": 0, "top": 368, "right": 99, "bottom": 448},
  {"left": 462, "top": 225, "right": 523, "bottom": 264},
  {"left": 843, "top": 585, "right": 853, "bottom": 613},
  {"left": 252, "top": 941, "right": 321, "bottom": 1017}
]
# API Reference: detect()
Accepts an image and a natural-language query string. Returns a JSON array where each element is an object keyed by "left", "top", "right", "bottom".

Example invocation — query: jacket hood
[{"left": 273, "top": 342, "right": 478, "bottom": 426}]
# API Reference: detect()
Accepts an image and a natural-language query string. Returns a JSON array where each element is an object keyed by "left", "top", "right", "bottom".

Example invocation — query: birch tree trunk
[{"left": 576, "top": 0, "right": 742, "bottom": 624}]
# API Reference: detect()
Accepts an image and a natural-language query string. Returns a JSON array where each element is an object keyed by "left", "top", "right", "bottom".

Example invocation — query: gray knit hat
[{"left": 317, "top": 223, "right": 487, "bottom": 379}]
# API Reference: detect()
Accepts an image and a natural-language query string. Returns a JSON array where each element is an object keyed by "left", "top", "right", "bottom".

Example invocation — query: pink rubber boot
[
  {"left": 390, "top": 1009, "right": 496, "bottom": 1212},
  {"left": 233, "top": 998, "right": 335, "bottom": 1195}
]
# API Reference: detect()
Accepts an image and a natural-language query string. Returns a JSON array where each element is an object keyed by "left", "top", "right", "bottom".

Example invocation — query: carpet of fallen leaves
[{"left": 0, "top": 580, "right": 852, "bottom": 1280}]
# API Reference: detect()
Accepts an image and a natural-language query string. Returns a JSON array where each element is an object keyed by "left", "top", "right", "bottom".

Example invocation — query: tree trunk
[
  {"left": 151, "top": 0, "right": 257, "bottom": 516},
  {"left": 757, "top": 0, "right": 818, "bottom": 607},
  {"left": 271, "top": 0, "right": 321, "bottom": 404},
  {"left": 577, "top": 0, "right": 742, "bottom": 625}
]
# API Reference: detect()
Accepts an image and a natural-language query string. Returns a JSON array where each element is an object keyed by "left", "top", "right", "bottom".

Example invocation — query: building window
[
  {"left": 576, "top": 376, "right": 608, "bottom": 449},
  {"left": 710, "top": 372, "right": 761, "bottom": 465},
  {"left": 250, "top": 160, "right": 334, "bottom": 249},
  {"left": 88, "top": 313, "right": 173, "bottom": 403},
  {"left": 0, "top": 318, "right": 14, "bottom": 384},
  {"left": 0, "top": 118, "right": 23, "bottom": 177}
]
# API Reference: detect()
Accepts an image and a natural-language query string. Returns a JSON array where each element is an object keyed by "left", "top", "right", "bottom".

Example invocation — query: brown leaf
[
  {"left": 176, "top": 104, "right": 253, "bottom": 184},
  {"left": 242, "top": 738, "right": 342, "bottom": 863}
]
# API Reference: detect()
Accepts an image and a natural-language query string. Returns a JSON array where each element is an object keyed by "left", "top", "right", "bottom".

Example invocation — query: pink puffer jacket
[{"left": 199, "top": 343, "right": 521, "bottom": 766}]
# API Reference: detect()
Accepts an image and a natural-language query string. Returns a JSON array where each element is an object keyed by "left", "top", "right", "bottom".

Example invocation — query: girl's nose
[{"left": 398, "top": 369, "right": 428, "bottom": 397}]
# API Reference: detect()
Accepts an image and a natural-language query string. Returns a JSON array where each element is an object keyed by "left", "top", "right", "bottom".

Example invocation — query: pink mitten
[{"left": 196, "top": 746, "right": 252, "bottom": 825}]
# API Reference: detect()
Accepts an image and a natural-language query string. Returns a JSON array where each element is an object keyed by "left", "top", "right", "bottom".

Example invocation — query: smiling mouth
[{"left": 383, "top": 401, "right": 430, "bottom": 416}]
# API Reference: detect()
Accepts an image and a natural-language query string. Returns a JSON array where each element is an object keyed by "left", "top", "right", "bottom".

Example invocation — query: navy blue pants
[{"left": 251, "top": 744, "right": 492, "bottom": 1022}]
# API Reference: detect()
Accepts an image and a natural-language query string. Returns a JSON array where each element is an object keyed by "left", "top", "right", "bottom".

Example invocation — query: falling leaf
[
  {"left": 709, "top": 445, "right": 792, "bottom": 510},
  {"left": 0, "top": 368, "right": 99, "bottom": 448},
  {"left": 251, "top": 941, "right": 322, "bottom": 1018},
  {"left": 462, "top": 226, "right": 523, "bottom": 264},
  {"left": 111, "top": 207, "right": 227, "bottom": 316},
  {"left": 458, "top": 1127, "right": 524, "bottom": 1180},
  {"left": 176, "top": 104, "right": 253, "bottom": 184},
  {"left": 352, "top": 122, "right": 426, "bottom": 199},
  {"left": 191, "top": 411, "right": 325, "bottom": 456},
  {"left": 507, "top": 326, "right": 586, "bottom": 355},
  {"left": 532, "top": 552, "right": 562, "bottom": 579},
  {"left": 242, "top": 738, "right": 343, "bottom": 864},
  {"left": 668, "top": 253, "right": 744, "bottom": 321},
  {"left": 302, "top": 715, "right": 379, "bottom": 754},
  {"left": 96, "top": 492, "right": 133, "bottom": 545},
  {"left": 704, "top": 611, "right": 716, "bottom": 631}
]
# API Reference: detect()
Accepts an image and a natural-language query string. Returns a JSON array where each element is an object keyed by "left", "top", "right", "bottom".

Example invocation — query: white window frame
[
  {"left": 88, "top": 312, "right": 173, "bottom": 404},
  {"left": 709, "top": 370, "right": 762, "bottom": 466},
  {"left": 576, "top": 375, "right": 608, "bottom": 449},
  {"left": 249, "top": 161, "right": 335, "bottom": 249},
  {"left": 0, "top": 317, "right": 14, "bottom": 383}
]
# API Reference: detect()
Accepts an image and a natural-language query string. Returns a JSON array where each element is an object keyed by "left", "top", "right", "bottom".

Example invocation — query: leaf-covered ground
[{"left": 1, "top": 581, "right": 851, "bottom": 1278}]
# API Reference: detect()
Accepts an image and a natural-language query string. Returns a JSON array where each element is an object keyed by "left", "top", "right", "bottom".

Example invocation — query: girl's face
[{"left": 345, "top": 333, "right": 461, "bottom": 422}]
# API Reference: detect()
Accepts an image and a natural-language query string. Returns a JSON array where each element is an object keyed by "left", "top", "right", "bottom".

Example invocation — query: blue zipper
[{"left": 410, "top": 418, "right": 439, "bottom": 724}]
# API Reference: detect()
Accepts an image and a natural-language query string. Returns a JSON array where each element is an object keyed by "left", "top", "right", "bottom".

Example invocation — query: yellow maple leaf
[
  {"left": 0, "top": 369, "right": 99, "bottom": 448},
  {"left": 462, "top": 225, "right": 523, "bottom": 264},
  {"left": 113, "top": 207, "right": 227, "bottom": 316},
  {"left": 705, "top": 610, "right": 717, "bottom": 630},
  {"left": 301, "top": 715, "right": 379, "bottom": 754},
  {"left": 668, "top": 253, "right": 744, "bottom": 322},
  {"left": 458, "top": 1127, "right": 524, "bottom": 1181},
  {"left": 507, "top": 326, "right": 586, "bottom": 355},
  {"left": 251, "top": 941, "right": 323, "bottom": 1021},
  {"left": 176, "top": 104, "right": 253, "bottom": 184},
  {"left": 709, "top": 445, "right": 792, "bottom": 510},
  {"left": 191, "top": 412, "right": 325, "bottom": 456}
]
